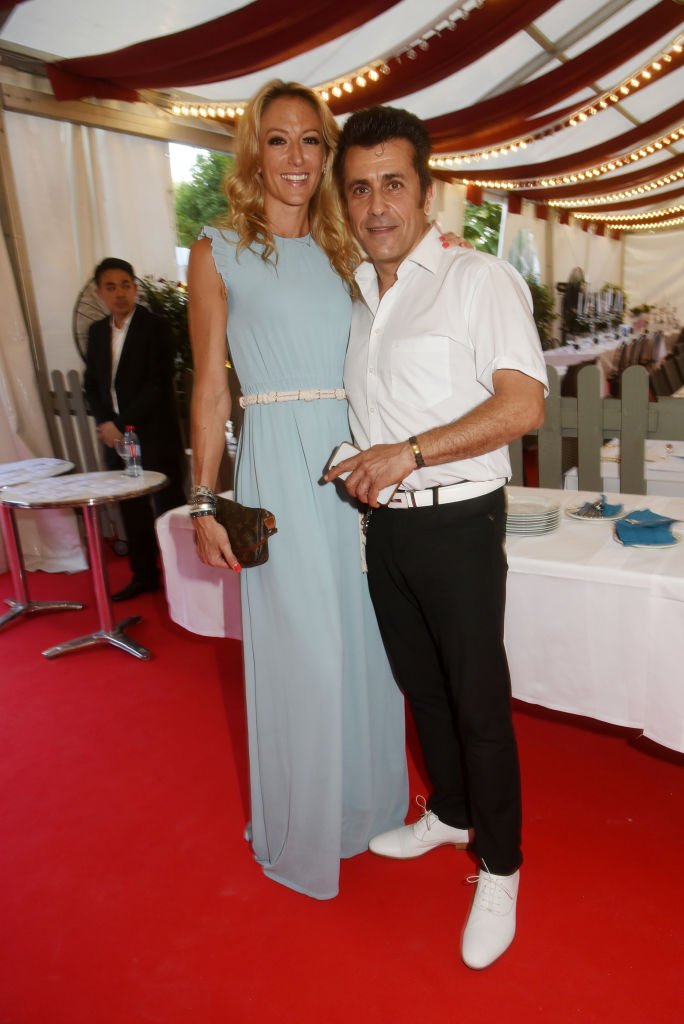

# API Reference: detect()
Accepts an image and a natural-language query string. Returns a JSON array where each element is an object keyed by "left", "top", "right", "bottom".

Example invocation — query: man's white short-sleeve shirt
[{"left": 344, "top": 226, "right": 549, "bottom": 490}]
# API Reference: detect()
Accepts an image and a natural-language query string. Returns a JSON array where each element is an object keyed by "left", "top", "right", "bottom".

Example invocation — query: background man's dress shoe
[{"left": 111, "top": 578, "right": 160, "bottom": 602}]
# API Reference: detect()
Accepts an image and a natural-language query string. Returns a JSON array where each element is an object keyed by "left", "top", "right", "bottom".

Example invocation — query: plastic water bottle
[{"left": 123, "top": 425, "right": 142, "bottom": 477}]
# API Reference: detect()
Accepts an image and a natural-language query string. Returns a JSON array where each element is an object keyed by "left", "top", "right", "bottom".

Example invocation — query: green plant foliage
[
  {"left": 174, "top": 150, "right": 234, "bottom": 249},
  {"left": 137, "top": 276, "right": 190, "bottom": 374},
  {"left": 525, "top": 277, "right": 558, "bottom": 349},
  {"left": 629, "top": 303, "right": 654, "bottom": 317},
  {"left": 463, "top": 200, "right": 502, "bottom": 254}
]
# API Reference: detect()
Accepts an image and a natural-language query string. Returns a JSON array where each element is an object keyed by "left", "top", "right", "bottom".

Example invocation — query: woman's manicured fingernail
[{"left": 233, "top": 563, "right": 242, "bottom": 573}]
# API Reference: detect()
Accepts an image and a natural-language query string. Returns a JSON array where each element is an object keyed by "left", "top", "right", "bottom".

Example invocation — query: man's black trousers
[{"left": 366, "top": 486, "right": 522, "bottom": 876}]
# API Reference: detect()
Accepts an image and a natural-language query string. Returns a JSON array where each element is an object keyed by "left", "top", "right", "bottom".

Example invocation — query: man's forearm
[
  {"left": 410, "top": 373, "right": 545, "bottom": 468},
  {"left": 328, "top": 371, "right": 545, "bottom": 506}
]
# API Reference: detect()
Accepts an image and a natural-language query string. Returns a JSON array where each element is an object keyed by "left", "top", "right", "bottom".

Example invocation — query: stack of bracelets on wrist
[{"left": 189, "top": 484, "right": 217, "bottom": 520}]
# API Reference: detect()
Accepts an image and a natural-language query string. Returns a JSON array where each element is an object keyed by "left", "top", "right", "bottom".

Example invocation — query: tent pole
[
  {"left": 0, "top": 88, "right": 60, "bottom": 454},
  {"left": 545, "top": 211, "right": 554, "bottom": 291}
]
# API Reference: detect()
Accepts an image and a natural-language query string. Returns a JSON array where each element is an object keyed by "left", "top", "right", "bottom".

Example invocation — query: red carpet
[{"left": 0, "top": 555, "right": 682, "bottom": 1024}]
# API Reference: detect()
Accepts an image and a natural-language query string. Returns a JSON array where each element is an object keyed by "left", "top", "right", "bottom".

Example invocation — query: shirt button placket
[{"left": 368, "top": 315, "right": 382, "bottom": 443}]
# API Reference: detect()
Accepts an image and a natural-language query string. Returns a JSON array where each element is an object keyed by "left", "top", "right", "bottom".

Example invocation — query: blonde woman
[{"left": 187, "top": 81, "right": 408, "bottom": 899}]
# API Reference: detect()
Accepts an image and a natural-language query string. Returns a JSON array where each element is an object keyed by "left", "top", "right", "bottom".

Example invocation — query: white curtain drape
[
  {"left": 624, "top": 231, "right": 684, "bottom": 323},
  {"left": 0, "top": 230, "right": 85, "bottom": 573},
  {"left": 1, "top": 112, "right": 178, "bottom": 573},
  {"left": 4, "top": 111, "right": 178, "bottom": 377}
]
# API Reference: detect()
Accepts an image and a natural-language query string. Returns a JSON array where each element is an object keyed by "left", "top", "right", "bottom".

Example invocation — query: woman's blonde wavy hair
[{"left": 224, "top": 80, "right": 359, "bottom": 289}]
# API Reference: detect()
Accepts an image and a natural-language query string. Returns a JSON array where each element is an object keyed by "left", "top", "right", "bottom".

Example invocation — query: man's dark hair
[
  {"left": 334, "top": 106, "right": 433, "bottom": 201},
  {"left": 94, "top": 257, "right": 135, "bottom": 285}
]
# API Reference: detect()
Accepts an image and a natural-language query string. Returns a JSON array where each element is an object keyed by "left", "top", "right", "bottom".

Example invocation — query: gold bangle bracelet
[{"left": 408, "top": 435, "right": 425, "bottom": 468}]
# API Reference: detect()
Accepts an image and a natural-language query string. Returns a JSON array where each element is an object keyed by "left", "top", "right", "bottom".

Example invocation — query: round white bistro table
[
  {"left": 0, "top": 470, "right": 167, "bottom": 659},
  {"left": 0, "top": 458, "right": 83, "bottom": 629}
]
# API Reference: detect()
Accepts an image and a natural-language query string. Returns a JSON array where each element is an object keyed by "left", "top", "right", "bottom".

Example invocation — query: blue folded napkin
[
  {"left": 576, "top": 494, "right": 623, "bottom": 518},
  {"left": 614, "top": 508, "right": 680, "bottom": 547}
]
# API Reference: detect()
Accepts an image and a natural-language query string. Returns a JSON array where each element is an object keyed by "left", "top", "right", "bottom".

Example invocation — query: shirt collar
[
  {"left": 401, "top": 223, "right": 443, "bottom": 275},
  {"left": 354, "top": 258, "right": 379, "bottom": 308},
  {"left": 111, "top": 308, "right": 136, "bottom": 332},
  {"left": 354, "top": 223, "right": 443, "bottom": 298}
]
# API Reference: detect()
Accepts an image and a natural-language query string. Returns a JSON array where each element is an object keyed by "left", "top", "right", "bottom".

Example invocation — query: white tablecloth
[
  {"left": 504, "top": 486, "right": 684, "bottom": 753},
  {"left": 543, "top": 335, "right": 623, "bottom": 370},
  {"left": 156, "top": 487, "right": 684, "bottom": 753},
  {"left": 0, "top": 457, "right": 86, "bottom": 574},
  {"left": 564, "top": 440, "right": 684, "bottom": 497},
  {"left": 156, "top": 498, "right": 242, "bottom": 639},
  {"left": 543, "top": 336, "right": 623, "bottom": 393}
]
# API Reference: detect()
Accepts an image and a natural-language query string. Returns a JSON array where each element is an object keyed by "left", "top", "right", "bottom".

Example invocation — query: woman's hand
[
  {"left": 438, "top": 231, "right": 472, "bottom": 250},
  {"left": 193, "top": 515, "right": 242, "bottom": 572}
]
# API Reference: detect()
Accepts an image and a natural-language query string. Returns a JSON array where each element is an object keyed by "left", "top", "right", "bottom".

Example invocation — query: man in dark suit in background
[{"left": 84, "top": 257, "right": 186, "bottom": 601}]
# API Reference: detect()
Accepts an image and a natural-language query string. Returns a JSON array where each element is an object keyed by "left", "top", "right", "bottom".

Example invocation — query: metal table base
[
  {"left": 41, "top": 504, "right": 151, "bottom": 660},
  {"left": 42, "top": 615, "right": 149, "bottom": 660},
  {"left": 0, "top": 504, "right": 83, "bottom": 630}
]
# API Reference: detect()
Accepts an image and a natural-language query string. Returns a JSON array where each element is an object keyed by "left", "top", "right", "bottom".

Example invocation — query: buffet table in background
[
  {"left": 543, "top": 335, "right": 625, "bottom": 391},
  {"left": 504, "top": 486, "right": 684, "bottom": 754},
  {"left": 157, "top": 488, "right": 684, "bottom": 754}
]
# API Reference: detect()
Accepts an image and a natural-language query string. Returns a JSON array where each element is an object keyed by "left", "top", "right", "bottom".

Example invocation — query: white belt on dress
[
  {"left": 239, "top": 388, "right": 346, "bottom": 408},
  {"left": 387, "top": 478, "right": 505, "bottom": 509}
]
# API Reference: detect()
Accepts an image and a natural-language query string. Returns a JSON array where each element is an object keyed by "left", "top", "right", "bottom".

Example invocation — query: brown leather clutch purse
[{"left": 215, "top": 495, "right": 277, "bottom": 567}]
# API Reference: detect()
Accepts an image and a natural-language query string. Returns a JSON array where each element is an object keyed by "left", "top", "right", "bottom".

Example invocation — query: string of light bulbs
[
  {"left": 573, "top": 203, "right": 684, "bottom": 223},
  {"left": 428, "top": 32, "right": 684, "bottom": 168},
  {"left": 316, "top": 0, "right": 486, "bottom": 103},
  {"left": 432, "top": 124, "right": 684, "bottom": 191},
  {"left": 548, "top": 167, "right": 684, "bottom": 209},
  {"left": 604, "top": 215, "right": 684, "bottom": 231},
  {"left": 167, "top": 1, "right": 488, "bottom": 123}
]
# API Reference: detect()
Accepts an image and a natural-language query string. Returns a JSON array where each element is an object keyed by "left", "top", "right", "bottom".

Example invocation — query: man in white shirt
[{"left": 327, "top": 106, "right": 548, "bottom": 969}]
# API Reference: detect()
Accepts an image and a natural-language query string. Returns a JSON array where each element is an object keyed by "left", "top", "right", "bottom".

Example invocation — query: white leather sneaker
[
  {"left": 461, "top": 867, "right": 520, "bottom": 969},
  {"left": 369, "top": 796, "right": 469, "bottom": 859}
]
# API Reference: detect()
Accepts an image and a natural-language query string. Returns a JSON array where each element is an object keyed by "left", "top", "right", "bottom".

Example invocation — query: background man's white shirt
[{"left": 110, "top": 310, "right": 134, "bottom": 414}]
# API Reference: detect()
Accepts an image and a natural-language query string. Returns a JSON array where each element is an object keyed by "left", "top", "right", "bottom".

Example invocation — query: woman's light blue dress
[{"left": 202, "top": 227, "right": 408, "bottom": 899}]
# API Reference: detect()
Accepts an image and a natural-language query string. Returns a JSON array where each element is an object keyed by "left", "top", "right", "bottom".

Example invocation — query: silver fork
[{"left": 579, "top": 498, "right": 604, "bottom": 518}]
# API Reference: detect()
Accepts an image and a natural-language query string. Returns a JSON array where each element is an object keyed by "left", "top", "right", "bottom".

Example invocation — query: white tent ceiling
[{"left": 2, "top": 0, "right": 683, "bottom": 225}]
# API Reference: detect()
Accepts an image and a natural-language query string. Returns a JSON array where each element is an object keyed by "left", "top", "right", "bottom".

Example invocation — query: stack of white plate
[{"left": 505, "top": 495, "right": 561, "bottom": 536}]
